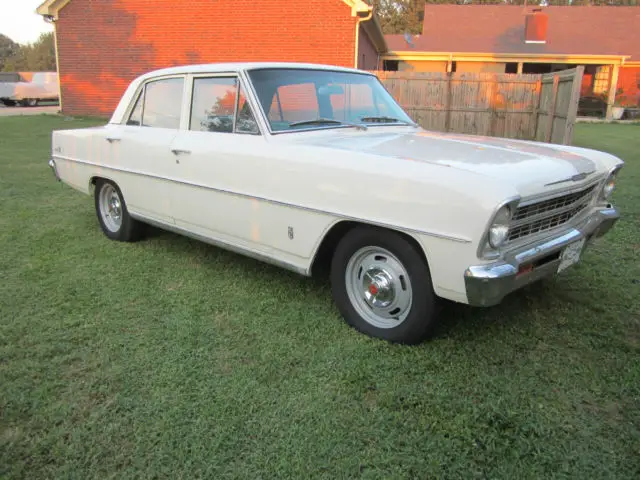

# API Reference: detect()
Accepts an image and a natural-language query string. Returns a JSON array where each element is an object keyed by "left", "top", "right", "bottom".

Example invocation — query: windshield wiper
[
  {"left": 360, "top": 116, "right": 416, "bottom": 126},
  {"left": 288, "top": 118, "right": 367, "bottom": 130}
]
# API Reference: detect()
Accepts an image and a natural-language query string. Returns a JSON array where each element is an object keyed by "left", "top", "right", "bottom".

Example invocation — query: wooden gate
[
  {"left": 376, "top": 67, "right": 584, "bottom": 145},
  {"left": 534, "top": 67, "right": 584, "bottom": 144}
]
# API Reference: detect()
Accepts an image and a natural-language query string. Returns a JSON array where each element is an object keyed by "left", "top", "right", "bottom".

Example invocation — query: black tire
[
  {"left": 20, "top": 99, "right": 38, "bottom": 107},
  {"left": 330, "top": 226, "right": 439, "bottom": 344},
  {"left": 1, "top": 99, "right": 16, "bottom": 107},
  {"left": 94, "top": 179, "right": 144, "bottom": 242}
]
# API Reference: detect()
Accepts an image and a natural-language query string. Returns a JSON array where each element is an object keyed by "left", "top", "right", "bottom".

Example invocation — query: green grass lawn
[{"left": 1, "top": 116, "right": 639, "bottom": 479}]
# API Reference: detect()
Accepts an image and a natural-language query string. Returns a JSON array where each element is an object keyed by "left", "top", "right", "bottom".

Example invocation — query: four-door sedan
[{"left": 47, "top": 62, "right": 623, "bottom": 344}]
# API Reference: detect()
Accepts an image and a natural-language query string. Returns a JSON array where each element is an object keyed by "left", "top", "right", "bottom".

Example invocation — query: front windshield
[{"left": 246, "top": 68, "right": 414, "bottom": 132}]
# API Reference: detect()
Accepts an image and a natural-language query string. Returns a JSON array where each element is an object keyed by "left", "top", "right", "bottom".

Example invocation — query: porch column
[
  {"left": 517, "top": 62, "right": 523, "bottom": 74},
  {"left": 605, "top": 63, "right": 621, "bottom": 120}
]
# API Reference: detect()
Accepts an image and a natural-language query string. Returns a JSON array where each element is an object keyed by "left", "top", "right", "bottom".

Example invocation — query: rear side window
[
  {"left": 127, "top": 77, "right": 184, "bottom": 129},
  {"left": 127, "top": 94, "right": 143, "bottom": 126}
]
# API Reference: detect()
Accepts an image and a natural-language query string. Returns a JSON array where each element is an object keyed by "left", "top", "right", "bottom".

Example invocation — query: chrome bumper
[
  {"left": 464, "top": 206, "right": 620, "bottom": 307},
  {"left": 48, "top": 159, "right": 60, "bottom": 181}
]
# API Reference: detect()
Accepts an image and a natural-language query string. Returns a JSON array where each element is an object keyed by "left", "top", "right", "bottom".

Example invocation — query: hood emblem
[{"left": 545, "top": 170, "right": 595, "bottom": 187}]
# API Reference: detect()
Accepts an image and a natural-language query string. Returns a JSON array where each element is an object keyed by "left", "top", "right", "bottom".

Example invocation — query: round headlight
[
  {"left": 488, "top": 205, "right": 511, "bottom": 248},
  {"left": 601, "top": 172, "right": 617, "bottom": 199}
]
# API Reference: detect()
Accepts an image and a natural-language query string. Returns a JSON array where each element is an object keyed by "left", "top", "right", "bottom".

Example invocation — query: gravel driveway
[{"left": 0, "top": 105, "right": 59, "bottom": 117}]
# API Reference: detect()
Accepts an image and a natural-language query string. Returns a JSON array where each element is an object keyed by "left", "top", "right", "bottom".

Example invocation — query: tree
[
  {"left": 1, "top": 32, "right": 56, "bottom": 72},
  {"left": 0, "top": 34, "right": 19, "bottom": 71},
  {"left": 371, "top": 0, "right": 640, "bottom": 35},
  {"left": 371, "top": 1, "right": 424, "bottom": 34}
]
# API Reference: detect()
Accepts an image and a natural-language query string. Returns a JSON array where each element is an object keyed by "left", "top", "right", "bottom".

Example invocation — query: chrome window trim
[
  {"left": 54, "top": 154, "right": 471, "bottom": 244},
  {"left": 235, "top": 76, "right": 262, "bottom": 136},
  {"left": 185, "top": 73, "right": 263, "bottom": 136},
  {"left": 120, "top": 74, "right": 186, "bottom": 128}
]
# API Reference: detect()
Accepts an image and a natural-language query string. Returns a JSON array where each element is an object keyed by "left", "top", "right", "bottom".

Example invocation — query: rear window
[{"left": 0, "top": 73, "right": 21, "bottom": 83}]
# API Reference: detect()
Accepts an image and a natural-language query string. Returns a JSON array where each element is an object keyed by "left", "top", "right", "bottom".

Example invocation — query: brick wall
[{"left": 56, "top": 0, "right": 359, "bottom": 116}]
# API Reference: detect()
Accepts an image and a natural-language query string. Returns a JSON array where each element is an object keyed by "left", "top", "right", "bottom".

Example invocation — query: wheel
[
  {"left": 330, "top": 226, "right": 439, "bottom": 344},
  {"left": 94, "top": 179, "right": 144, "bottom": 242},
  {"left": 19, "top": 99, "right": 38, "bottom": 107},
  {"left": 1, "top": 99, "right": 16, "bottom": 107}
]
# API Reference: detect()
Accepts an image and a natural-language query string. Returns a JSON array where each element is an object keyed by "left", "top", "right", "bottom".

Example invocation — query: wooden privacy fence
[{"left": 377, "top": 67, "right": 584, "bottom": 145}]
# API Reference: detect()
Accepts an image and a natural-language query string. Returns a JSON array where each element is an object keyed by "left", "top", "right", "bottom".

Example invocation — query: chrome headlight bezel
[
  {"left": 478, "top": 197, "right": 520, "bottom": 259},
  {"left": 600, "top": 165, "right": 622, "bottom": 200},
  {"left": 488, "top": 205, "right": 512, "bottom": 249}
]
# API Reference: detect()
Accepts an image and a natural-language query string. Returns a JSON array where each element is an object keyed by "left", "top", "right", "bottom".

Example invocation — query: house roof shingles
[{"left": 384, "top": 6, "right": 640, "bottom": 62}]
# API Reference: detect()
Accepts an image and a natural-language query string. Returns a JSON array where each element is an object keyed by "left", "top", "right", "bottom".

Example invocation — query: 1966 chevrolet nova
[{"left": 48, "top": 62, "right": 623, "bottom": 344}]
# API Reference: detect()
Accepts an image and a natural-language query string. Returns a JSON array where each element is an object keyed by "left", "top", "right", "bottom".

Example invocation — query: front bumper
[{"left": 464, "top": 206, "right": 620, "bottom": 307}]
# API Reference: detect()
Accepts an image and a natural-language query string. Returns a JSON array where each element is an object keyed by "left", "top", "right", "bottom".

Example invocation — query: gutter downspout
[
  {"left": 43, "top": 14, "right": 62, "bottom": 113},
  {"left": 354, "top": 8, "right": 373, "bottom": 69}
]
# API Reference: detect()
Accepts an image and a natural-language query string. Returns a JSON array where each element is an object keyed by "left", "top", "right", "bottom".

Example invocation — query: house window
[
  {"left": 383, "top": 60, "right": 399, "bottom": 72},
  {"left": 592, "top": 66, "right": 610, "bottom": 95},
  {"left": 505, "top": 63, "right": 518, "bottom": 74}
]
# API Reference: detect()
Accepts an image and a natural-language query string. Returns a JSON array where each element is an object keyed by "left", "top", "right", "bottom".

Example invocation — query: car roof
[
  {"left": 137, "top": 62, "right": 374, "bottom": 81},
  {"left": 110, "top": 62, "right": 376, "bottom": 125}
]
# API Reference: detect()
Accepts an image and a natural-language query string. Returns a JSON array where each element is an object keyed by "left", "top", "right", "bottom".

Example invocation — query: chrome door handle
[
  {"left": 106, "top": 137, "right": 121, "bottom": 143},
  {"left": 171, "top": 149, "right": 191, "bottom": 155}
]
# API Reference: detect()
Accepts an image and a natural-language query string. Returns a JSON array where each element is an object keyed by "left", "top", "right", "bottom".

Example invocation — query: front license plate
[{"left": 557, "top": 238, "right": 586, "bottom": 273}]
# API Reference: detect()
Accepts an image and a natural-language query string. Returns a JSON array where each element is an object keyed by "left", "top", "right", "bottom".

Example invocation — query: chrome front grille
[{"left": 508, "top": 184, "right": 598, "bottom": 242}]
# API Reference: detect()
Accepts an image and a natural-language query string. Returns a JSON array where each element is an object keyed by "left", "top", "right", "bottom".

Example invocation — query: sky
[{"left": 0, "top": 0, "right": 54, "bottom": 45}]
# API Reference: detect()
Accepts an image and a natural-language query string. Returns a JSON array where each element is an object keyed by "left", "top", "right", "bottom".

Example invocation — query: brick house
[
  {"left": 36, "top": 0, "right": 387, "bottom": 116},
  {"left": 383, "top": 5, "right": 640, "bottom": 119}
]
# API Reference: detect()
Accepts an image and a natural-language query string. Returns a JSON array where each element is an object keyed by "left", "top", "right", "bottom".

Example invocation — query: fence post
[
  {"left": 533, "top": 77, "right": 542, "bottom": 140},
  {"left": 489, "top": 77, "right": 499, "bottom": 137},
  {"left": 545, "top": 75, "right": 559, "bottom": 143},
  {"left": 444, "top": 72, "right": 452, "bottom": 132},
  {"left": 563, "top": 66, "right": 584, "bottom": 145}
]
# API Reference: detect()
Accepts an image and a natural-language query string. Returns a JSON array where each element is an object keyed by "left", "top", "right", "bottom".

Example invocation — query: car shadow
[
  {"left": 432, "top": 280, "right": 556, "bottom": 340},
  {"left": 92, "top": 216, "right": 560, "bottom": 342}
]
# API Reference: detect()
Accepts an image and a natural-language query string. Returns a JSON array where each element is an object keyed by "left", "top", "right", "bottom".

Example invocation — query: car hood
[{"left": 291, "top": 128, "right": 603, "bottom": 197}]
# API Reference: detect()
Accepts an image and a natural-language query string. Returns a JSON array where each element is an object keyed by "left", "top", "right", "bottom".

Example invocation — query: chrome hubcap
[
  {"left": 345, "top": 247, "right": 413, "bottom": 329},
  {"left": 99, "top": 184, "right": 123, "bottom": 232}
]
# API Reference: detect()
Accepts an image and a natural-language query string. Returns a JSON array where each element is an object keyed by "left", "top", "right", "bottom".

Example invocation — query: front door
[{"left": 167, "top": 75, "right": 269, "bottom": 248}]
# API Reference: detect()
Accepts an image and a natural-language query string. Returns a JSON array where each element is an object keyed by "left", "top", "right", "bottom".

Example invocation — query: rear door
[{"left": 106, "top": 75, "right": 186, "bottom": 224}]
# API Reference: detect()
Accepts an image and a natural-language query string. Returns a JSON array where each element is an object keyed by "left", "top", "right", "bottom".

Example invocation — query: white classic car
[
  {"left": 47, "top": 62, "right": 623, "bottom": 344},
  {"left": 0, "top": 71, "right": 59, "bottom": 107}
]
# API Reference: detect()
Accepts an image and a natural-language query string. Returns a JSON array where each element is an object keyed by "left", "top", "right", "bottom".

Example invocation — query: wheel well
[
  {"left": 310, "top": 220, "right": 430, "bottom": 276},
  {"left": 89, "top": 176, "right": 108, "bottom": 193}
]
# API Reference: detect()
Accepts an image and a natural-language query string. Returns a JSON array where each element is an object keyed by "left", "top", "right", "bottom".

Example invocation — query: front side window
[
  {"left": 190, "top": 77, "right": 259, "bottom": 134},
  {"left": 127, "top": 77, "right": 184, "bottom": 129},
  {"left": 236, "top": 82, "right": 259, "bottom": 134},
  {"left": 247, "top": 68, "right": 413, "bottom": 132}
]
